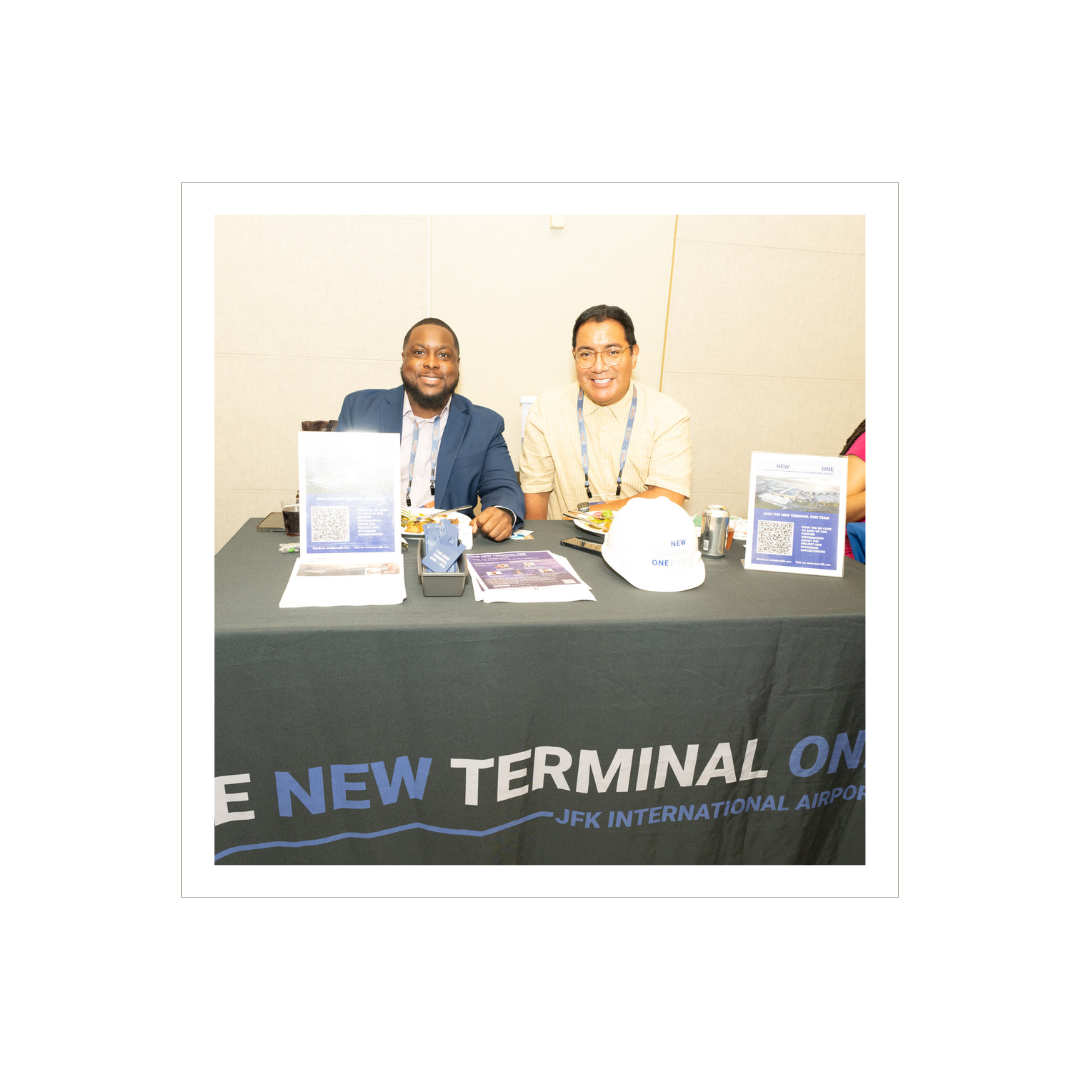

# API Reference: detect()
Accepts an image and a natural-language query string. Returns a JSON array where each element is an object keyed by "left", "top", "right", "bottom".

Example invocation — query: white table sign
[
  {"left": 279, "top": 432, "right": 406, "bottom": 607},
  {"left": 744, "top": 451, "right": 849, "bottom": 578}
]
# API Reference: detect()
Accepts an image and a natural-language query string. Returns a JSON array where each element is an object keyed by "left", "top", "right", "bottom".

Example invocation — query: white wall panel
[
  {"left": 677, "top": 215, "right": 865, "bottom": 254},
  {"left": 215, "top": 215, "right": 427, "bottom": 359},
  {"left": 430, "top": 215, "right": 677, "bottom": 468},
  {"left": 665, "top": 240, "right": 865, "bottom": 381},
  {"left": 664, "top": 216, "right": 865, "bottom": 523},
  {"left": 214, "top": 216, "right": 427, "bottom": 550}
]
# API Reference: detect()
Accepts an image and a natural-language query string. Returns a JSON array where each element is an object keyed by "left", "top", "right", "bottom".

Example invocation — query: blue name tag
[
  {"left": 423, "top": 543, "right": 464, "bottom": 573},
  {"left": 422, "top": 520, "right": 465, "bottom": 573}
]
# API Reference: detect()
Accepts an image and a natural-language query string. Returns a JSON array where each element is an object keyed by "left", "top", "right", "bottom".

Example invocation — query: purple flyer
[{"left": 466, "top": 551, "right": 584, "bottom": 593}]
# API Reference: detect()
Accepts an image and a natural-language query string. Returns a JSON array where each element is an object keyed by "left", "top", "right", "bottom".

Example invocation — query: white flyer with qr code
[
  {"left": 744, "top": 451, "right": 848, "bottom": 577},
  {"left": 279, "top": 432, "right": 406, "bottom": 607}
]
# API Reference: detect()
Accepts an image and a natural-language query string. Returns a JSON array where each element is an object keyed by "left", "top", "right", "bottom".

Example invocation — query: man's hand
[{"left": 472, "top": 506, "right": 514, "bottom": 542}]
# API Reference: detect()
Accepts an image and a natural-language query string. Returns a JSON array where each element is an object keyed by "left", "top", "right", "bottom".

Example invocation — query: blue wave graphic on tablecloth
[{"left": 215, "top": 810, "right": 555, "bottom": 861}]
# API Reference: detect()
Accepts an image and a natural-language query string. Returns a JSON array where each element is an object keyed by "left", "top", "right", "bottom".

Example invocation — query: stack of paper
[
  {"left": 280, "top": 556, "right": 406, "bottom": 607},
  {"left": 465, "top": 551, "right": 595, "bottom": 604}
]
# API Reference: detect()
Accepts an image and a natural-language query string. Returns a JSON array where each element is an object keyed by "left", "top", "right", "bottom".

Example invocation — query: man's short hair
[
  {"left": 572, "top": 304, "right": 637, "bottom": 349},
  {"left": 403, "top": 317, "right": 460, "bottom": 353}
]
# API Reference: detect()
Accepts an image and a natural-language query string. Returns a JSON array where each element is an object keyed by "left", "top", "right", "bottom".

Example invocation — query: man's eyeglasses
[{"left": 574, "top": 345, "right": 632, "bottom": 367}]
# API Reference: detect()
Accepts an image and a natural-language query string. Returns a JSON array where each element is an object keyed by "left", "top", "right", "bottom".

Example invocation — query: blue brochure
[
  {"left": 744, "top": 451, "right": 849, "bottom": 578},
  {"left": 422, "top": 519, "right": 465, "bottom": 573}
]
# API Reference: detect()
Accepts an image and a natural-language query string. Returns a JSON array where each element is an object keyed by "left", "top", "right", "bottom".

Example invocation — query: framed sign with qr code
[
  {"left": 278, "top": 432, "right": 407, "bottom": 608},
  {"left": 744, "top": 451, "right": 849, "bottom": 577},
  {"left": 298, "top": 431, "right": 400, "bottom": 558}
]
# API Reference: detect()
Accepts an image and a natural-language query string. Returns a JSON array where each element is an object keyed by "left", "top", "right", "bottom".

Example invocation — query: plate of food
[
  {"left": 401, "top": 511, "right": 438, "bottom": 537},
  {"left": 400, "top": 509, "right": 472, "bottom": 544},
  {"left": 568, "top": 508, "right": 617, "bottom": 536}
]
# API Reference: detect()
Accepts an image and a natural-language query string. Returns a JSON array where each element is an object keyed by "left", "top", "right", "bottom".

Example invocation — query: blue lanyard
[
  {"left": 405, "top": 414, "right": 442, "bottom": 507},
  {"left": 576, "top": 386, "right": 637, "bottom": 499}
]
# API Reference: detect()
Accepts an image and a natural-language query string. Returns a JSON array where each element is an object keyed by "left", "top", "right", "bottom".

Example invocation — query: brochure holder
[{"left": 416, "top": 538, "right": 468, "bottom": 596}]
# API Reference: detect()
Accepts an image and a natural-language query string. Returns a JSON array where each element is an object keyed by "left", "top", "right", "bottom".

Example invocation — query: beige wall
[
  {"left": 215, "top": 215, "right": 427, "bottom": 551},
  {"left": 214, "top": 214, "right": 863, "bottom": 550},
  {"left": 663, "top": 216, "right": 865, "bottom": 519},
  {"left": 430, "top": 215, "right": 677, "bottom": 466}
]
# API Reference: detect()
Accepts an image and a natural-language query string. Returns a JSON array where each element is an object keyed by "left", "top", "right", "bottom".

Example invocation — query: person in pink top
[{"left": 842, "top": 421, "right": 866, "bottom": 559}]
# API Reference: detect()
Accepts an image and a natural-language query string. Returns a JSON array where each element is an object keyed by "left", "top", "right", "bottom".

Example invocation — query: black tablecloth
[{"left": 215, "top": 518, "right": 865, "bottom": 864}]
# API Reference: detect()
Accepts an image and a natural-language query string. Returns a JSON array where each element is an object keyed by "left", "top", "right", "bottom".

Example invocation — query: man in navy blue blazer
[{"left": 337, "top": 318, "right": 525, "bottom": 541}]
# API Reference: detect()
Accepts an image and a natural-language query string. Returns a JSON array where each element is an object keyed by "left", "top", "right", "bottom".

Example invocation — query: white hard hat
[{"left": 602, "top": 497, "right": 705, "bottom": 592}]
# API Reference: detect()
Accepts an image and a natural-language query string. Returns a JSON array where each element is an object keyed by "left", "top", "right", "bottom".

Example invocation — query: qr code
[
  {"left": 756, "top": 519, "right": 794, "bottom": 556},
  {"left": 310, "top": 505, "right": 350, "bottom": 542}
]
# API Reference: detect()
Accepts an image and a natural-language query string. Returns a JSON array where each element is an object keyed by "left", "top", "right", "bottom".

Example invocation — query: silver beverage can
[{"left": 699, "top": 504, "right": 730, "bottom": 558}]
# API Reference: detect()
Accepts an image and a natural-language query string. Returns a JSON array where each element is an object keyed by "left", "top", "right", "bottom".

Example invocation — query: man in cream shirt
[{"left": 520, "top": 304, "right": 692, "bottom": 520}]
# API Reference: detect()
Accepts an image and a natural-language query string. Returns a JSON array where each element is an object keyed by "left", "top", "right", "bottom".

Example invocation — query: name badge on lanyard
[
  {"left": 405, "top": 414, "right": 442, "bottom": 507},
  {"left": 577, "top": 386, "right": 637, "bottom": 500}
]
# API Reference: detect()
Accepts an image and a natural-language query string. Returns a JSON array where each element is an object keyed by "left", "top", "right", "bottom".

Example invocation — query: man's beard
[{"left": 401, "top": 366, "right": 458, "bottom": 412}]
